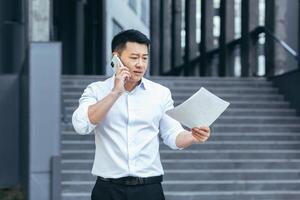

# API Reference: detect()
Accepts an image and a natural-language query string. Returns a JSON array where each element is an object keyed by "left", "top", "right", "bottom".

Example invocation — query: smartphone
[{"left": 111, "top": 55, "right": 124, "bottom": 72}]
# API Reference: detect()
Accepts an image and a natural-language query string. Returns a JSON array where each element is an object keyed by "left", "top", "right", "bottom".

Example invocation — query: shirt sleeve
[
  {"left": 72, "top": 83, "right": 98, "bottom": 135},
  {"left": 159, "top": 88, "right": 185, "bottom": 150}
]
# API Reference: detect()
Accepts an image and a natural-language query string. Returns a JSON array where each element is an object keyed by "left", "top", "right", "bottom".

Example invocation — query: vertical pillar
[
  {"left": 75, "top": 1, "right": 85, "bottom": 74},
  {"left": 160, "top": 0, "right": 172, "bottom": 74},
  {"left": 184, "top": 0, "right": 197, "bottom": 76},
  {"left": 29, "top": 0, "right": 50, "bottom": 41},
  {"left": 299, "top": 0, "right": 300, "bottom": 70},
  {"left": 96, "top": 0, "right": 106, "bottom": 75},
  {"left": 200, "top": 0, "right": 214, "bottom": 76},
  {"left": 265, "top": 0, "right": 275, "bottom": 76},
  {"left": 241, "top": 0, "right": 258, "bottom": 77},
  {"left": 172, "top": 0, "right": 183, "bottom": 71},
  {"left": 219, "top": 0, "right": 235, "bottom": 77},
  {"left": 150, "top": 0, "right": 160, "bottom": 75},
  {"left": 225, "top": 0, "right": 235, "bottom": 76},
  {"left": 28, "top": 43, "right": 61, "bottom": 200},
  {"left": 219, "top": 0, "right": 227, "bottom": 77},
  {"left": 241, "top": 0, "right": 250, "bottom": 77},
  {"left": 249, "top": 0, "right": 259, "bottom": 76}
]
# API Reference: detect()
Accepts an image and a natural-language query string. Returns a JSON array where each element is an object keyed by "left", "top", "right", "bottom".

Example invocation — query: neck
[{"left": 124, "top": 80, "right": 141, "bottom": 92}]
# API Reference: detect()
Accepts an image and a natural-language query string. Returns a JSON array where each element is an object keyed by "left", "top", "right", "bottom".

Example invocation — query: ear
[{"left": 112, "top": 51, "right": 121, "bottom": 57}]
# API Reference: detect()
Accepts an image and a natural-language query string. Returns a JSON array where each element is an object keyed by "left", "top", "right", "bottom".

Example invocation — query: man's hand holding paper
[
  {"left": 167, "top": 87, "right": 230, "bottom": 142},
  {"left": 191, "top": 126, "right": 211, "bottom": 143}
]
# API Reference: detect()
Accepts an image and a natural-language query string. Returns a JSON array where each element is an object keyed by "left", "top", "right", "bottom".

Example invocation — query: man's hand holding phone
[{"left": 111, "top": 55, "right": 131, "bottom": 94}]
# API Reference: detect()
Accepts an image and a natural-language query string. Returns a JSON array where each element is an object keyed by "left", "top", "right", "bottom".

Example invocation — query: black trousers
[{"left": 91, "top": 177, "right": 165, "bottom": 200}]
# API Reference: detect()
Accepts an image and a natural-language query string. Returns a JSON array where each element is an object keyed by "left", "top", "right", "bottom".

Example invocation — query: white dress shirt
[{"left": 72, "top": 76, "right": 184, "bottom": 178}]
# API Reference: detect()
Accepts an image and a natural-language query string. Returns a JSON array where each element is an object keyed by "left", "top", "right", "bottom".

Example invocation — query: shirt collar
[{"left": 108, "top": 75, "right": 147, "bottom": 91}]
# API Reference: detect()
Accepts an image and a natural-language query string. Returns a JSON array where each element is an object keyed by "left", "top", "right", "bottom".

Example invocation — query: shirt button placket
[{"left": 127, "top": 93, "right": 133, "bottom": 174}]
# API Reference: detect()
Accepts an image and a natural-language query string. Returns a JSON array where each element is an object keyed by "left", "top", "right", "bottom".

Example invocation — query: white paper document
[{"left": 166, "top": 87, "right": 230, "bottom": 128}]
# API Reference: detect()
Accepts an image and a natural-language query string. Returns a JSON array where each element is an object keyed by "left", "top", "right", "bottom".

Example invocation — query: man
[{"left": 72, "top": 29, "right": 210, "bottom": 200}]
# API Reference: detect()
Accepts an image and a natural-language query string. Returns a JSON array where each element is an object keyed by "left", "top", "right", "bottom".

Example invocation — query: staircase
[{"left": 61, "top": 75, "right": 300, "bottom": 200}]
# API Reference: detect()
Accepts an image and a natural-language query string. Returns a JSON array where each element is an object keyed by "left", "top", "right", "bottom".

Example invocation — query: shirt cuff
[
  {"left": 163, "top": 126, "right": 185, "bottom": 150},
  {"left": 82, "top": 103, "right": 97, "bottom": 132},
  {"left": 72, "top": 103, "right": 97, "bottom": 135}
]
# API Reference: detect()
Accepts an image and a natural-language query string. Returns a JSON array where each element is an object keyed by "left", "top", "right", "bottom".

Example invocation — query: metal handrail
[
  {"left": 263, "top": 27, "right": 299, "bottom": 61},
  {"left": 163, "top": 26, "right": 299, "bottom": 76}
]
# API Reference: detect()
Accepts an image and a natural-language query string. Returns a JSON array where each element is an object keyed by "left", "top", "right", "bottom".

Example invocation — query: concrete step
[
  {"left": 63, "top": 114, "right": 300, "bottom": 124},
  {"left": 64, "top": 107, "right": 298, "bottom": 117},
  {"left": 61, "top": 149, "right": 300, "bottom": 160},
  {"left": 163, "top": 191, "right": 300, "bottom": 200},
  {"left": 61, "top": 123, "right": 300, "bottom": 132},
  {"left": 62, "top": 92, "right": 285, "bottom": 101},
  {"left": 62, "top": 85, "right": 278, "bottom": 92},
  {"left": 63, "top": 99, "right": 290, "bottom": 109},
  {"left": 62, "top": 84, "right": 276, "bottom": 92},
  {"left": 61, "top": 159, "right": 300, "bottom": 170},
  {"left": 62, "top": 87, "right": 279, "bottom": 95},
  {"left": 61, "top": 169, "right": 300, "bottom": 181},
  {"left": 61, "top": 131, "right": 300, "bottom": 141},
  {"left": 61, "top": 76, "right": 270, "bottom": 85},
  {"left": 61, "top": 190, "right": 300, "bottom": 200},
  {"left": 61, "top": 75, "right": 268, "bottom": 80},
  {"left": 61, "top": 140, "right": 300, "bottom": 151},
  {"left": 61, "top": 179, "right": 300, "bottom": 193}
]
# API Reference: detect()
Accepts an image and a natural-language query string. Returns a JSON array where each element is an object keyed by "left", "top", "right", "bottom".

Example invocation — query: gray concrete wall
[
  {"left": 28, "top": 0, "right": 50, "bottom": 41},
  {"left": 285, "top": 0, "right": 299, "bottom": 71},
  {"left": 0, "top": 75, "right": 19, "bottom": 188},
  {"left": 274, "top": 0, "right": 299, "bottom": 75},
  {"left": 27, "top": 43, "right": 61, "bottom": 200}
]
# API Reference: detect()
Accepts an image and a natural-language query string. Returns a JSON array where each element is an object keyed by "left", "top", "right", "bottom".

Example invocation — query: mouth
[{"left": 133, "top": 71, "right": 143, "bottom": 75}]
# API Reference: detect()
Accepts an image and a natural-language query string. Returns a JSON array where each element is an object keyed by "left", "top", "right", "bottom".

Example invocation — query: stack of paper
[{"left": 166, "top": 87, "right": 230, "bottom": 128}]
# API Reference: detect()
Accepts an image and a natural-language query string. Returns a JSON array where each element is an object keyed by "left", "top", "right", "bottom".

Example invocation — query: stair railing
[
  {"left": 163, "top": 26, "right": 299, "bottom": 77},
  {"left": 263, "top": 27, "right": 299, "bottom": 61}
]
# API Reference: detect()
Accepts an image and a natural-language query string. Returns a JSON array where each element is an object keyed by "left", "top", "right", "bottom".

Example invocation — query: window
[
  {"left": 141, "top": 0, "right": 149, "bottom": 26},
  {"left": 128, "top": 0, "right": 137, "bottom": 13},
  {"left": 112, "top": 19, "right": 123, "bottom": 37}
]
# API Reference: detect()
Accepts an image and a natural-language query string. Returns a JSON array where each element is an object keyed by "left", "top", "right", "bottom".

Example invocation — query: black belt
[{"left": 97, "top": 175, "right": 163, "bottom": 186}]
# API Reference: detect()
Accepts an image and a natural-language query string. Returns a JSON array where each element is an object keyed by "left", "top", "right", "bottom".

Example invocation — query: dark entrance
[{"left": 52, "top": 0, "right": 106, "bottom": 75}]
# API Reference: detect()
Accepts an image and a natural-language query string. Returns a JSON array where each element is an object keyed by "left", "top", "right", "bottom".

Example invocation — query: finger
[
  {"left": 121, "top": 71, "right": 131, "bottom": 79},
  {"left": 192, "top": 128, "right": 210, "bottom": 137},
  {"left": 117, "top": 70, "right": 130, "bottom": 77},
  {"left": 192, "top": 132, "right": 208, "bottom": 142},
  {"left": 200, "top": 126, "right": 210, "bottom": 132},
  {"left": 196, "top": 126, "right": 210, "bottom": 132},
  {"left": 118, "top": 66, "right": 130, "bottom": 72},
  {"left": 193, "top": 132, "right": 209, "bottom": 141},
  {"left": 192, "top": 130, "right": 210, "bottom": 142},
  {"left": 195, "top": 127, "right": 210, "bottom": 136}
]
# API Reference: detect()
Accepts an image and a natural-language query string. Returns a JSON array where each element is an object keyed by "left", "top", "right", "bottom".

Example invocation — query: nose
[{"left": 136, "top": 58, "right": 143, "bottom": 68}]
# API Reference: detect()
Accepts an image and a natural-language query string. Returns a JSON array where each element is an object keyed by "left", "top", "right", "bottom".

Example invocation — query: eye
[{"left": 130, "top": 57, "right": 138, "bottom": 60}]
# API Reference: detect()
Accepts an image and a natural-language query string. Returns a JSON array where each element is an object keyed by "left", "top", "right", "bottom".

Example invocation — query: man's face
[{"left": 117, "top": 42, "right": 149, "bottom": 84}]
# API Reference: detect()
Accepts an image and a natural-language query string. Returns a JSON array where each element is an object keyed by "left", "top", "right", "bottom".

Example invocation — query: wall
[
  {"left": 274, "top": 0, "right": 299, "bottom": 75},
  {"left": 0, "top": 75, "right": 19, "bottom": 188},
  {"left": 270, "top": 70, "right": 300, "bottom": 114}
]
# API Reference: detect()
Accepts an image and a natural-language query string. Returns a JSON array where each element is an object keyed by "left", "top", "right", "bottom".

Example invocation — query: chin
[{"left": 128, "top": 77, "right": 141, "bottom": 83}]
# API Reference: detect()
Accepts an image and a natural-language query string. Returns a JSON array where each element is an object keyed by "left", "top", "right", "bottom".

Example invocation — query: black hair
[{"left": 111, "top": 29, "right": 151, "bottom": 53}]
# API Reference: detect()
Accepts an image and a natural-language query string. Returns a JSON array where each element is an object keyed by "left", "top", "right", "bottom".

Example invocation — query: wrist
[{"left": 110, "top": 89, "right": 123, "bottom": 97}]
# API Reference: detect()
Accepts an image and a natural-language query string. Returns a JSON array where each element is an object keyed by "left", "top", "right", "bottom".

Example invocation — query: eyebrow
[{"left": 130, "top": 53, "right": 148, "bottom": 56}]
